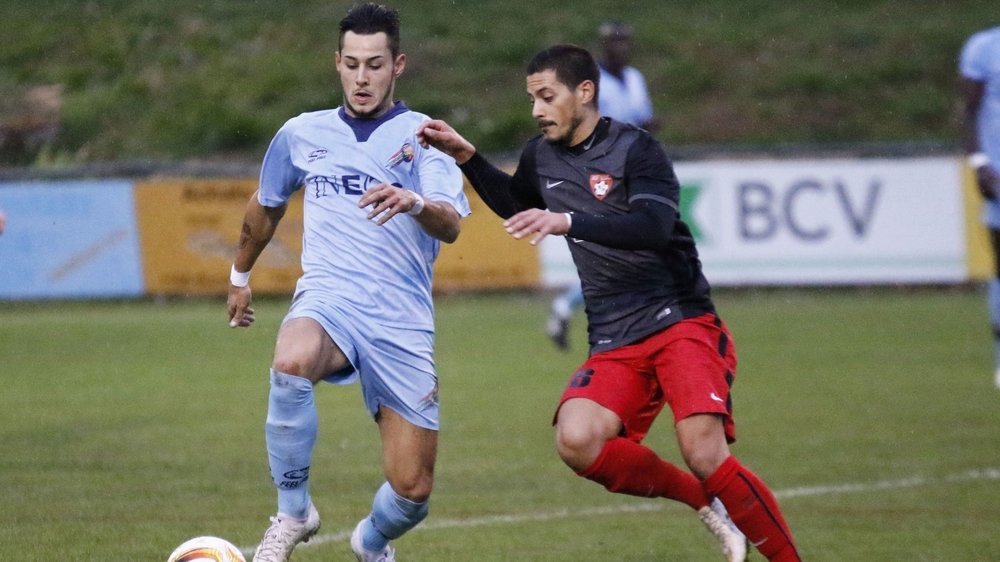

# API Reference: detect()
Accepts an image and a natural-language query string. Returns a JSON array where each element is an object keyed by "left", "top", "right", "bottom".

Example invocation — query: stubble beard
[
  {"left": 555, "top": 112, "right": 585, "bottom": 146},
  {"left": 344, "top": 88, "right": 394, "bottom": 120}
]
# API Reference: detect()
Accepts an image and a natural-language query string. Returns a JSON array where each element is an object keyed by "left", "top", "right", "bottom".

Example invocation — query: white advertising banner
[{"left": 541, "top": 157, "right": 966, "bottom": 287}]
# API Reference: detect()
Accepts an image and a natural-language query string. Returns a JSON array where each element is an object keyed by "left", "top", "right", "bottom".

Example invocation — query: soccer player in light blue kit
[
  {"left": 960, "top": 26, "right": 1000, "bottom": 389},
  {"left": 226, "top": 4, "right": 470, "bottom": 561}
]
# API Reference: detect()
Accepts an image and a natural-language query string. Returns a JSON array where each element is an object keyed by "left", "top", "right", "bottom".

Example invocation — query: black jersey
[{"left": 461, "top": 118, "right": 714, "bottom": 353}]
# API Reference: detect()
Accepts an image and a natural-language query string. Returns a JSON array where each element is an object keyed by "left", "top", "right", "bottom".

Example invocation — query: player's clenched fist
[{"left": 416, "top": 120, "right": 476, "bottom": 164}]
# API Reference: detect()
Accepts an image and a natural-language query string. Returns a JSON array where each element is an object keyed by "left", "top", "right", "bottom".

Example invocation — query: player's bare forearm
[
  {"left": 234, "top": 194, "right": 286, "bottom": 272},
  {"left": 414, "top": 200, "right": 461, "bottom": 243},
  {"left": 416, "top": 119, "right": 476, "bottom": 164},
  {"left": 359, "top": 184, "right": 461, "bottom": 242},
  {"left": 227, "top": 194, "right": 284, "bottom": 329}
]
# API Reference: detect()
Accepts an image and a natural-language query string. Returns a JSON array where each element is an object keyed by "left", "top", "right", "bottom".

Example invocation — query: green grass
[
  {"left": 1, "top": 288, "right": 998, "bottom": 560},
  {"left": 0, "top": 1, "right": 994, "bottom": 164}
]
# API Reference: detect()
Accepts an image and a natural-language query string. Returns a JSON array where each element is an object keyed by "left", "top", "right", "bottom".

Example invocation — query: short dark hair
[
  {"left": 339, "top": 3, "right": 401, "bottom": 57},
  {"left": 598, "top": 21, "right": 634, "bottom": 40},
  {"left": 527, "top": 44, "right": 600, "bottom": 103}
]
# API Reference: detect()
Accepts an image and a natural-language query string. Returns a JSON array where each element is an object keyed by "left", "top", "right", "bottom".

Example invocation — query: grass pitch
[{"left": 1, "top": 288, "right": 997, "bottom": 560}]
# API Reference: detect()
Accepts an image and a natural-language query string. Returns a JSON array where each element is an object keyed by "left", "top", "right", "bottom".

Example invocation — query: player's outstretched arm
[
  {"left": 227, "top": 194, "right": 287, "bottom": 328},
  {"left": 420, "top": 118, "right": 543, "bottom": 220},
  {"left": 416, "top": 119, "right": 476, "bottom": 164}
]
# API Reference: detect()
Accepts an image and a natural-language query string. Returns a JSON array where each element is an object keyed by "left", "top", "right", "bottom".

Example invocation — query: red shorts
[{"left": 555, "top": 313, "right": 738, "bottom": 443}]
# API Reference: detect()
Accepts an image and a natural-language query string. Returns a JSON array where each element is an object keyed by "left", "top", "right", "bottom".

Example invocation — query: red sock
[
  {"left": 578, "top": 437, "right": 708, "bottom": 509},
  {"left": 704, "top": 456, "right": 800, "bottom": 562}
]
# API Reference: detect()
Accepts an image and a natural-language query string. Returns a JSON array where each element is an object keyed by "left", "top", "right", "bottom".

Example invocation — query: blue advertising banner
[{"left": 0, "top": 181, "right": 144, "bottom": 299}]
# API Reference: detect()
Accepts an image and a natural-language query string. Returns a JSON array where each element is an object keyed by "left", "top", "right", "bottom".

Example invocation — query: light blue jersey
[
  {"left": 960, "top": 26, "right": 1000, "bottom": 227},
  {"left": 260, "top": 101, "right": 470, "bottom": 330},
  {"left": 258, "top": 101, "right": 470, "bottom": 428},
  {"left": 598, "top": 64, "right": 654, "bottom": 127}
]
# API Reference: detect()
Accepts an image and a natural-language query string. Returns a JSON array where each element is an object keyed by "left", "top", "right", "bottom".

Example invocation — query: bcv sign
[
  {"left": 738, "top": 178, "right": 881, "bottom": 242},
  {"left": 674, "top": 157, "right": 965, "bottom": 285}
]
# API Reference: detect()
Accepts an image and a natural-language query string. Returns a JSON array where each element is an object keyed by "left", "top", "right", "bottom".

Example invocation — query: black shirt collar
[{"left": 567, "top": 117, "right": 611, "bottom": 156}]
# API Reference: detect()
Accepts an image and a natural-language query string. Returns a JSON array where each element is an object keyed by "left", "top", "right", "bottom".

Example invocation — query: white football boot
[
  {"left": 252, "top": 502, "right": 321, "bottom": 562},
  {"left": 350, "top": 519, "right": 396, "bottom": 562},
  {"left": 698, "top": 497, "right": 748, "bottom": 562}
]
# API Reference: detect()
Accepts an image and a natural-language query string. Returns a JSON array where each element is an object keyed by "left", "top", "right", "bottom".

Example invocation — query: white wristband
[
  {"left": 969, "top": 152, "right": 991, "bottom": 170},
  {"left": 407, "top": 193, "right": 425, "bottom": 216},
  {"left": 563, "top": 212, "right": 573, "bottom": 231},
  {"left": 230, "top": 265, "right": 251, "bottom": 287}
]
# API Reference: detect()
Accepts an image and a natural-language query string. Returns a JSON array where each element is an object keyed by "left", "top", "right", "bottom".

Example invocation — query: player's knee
[
  {"left": 676, "top": 413, "right": 730, "bottom": 479},
  {"left": 271, "top": 355, "right": 310, "bottom": 378},
  {"left": 681, "top": 445, "right": 728, "bottom": 480},
  {"left": 554, "top": 401, "right": 621, "bottom": 470},
  {"left": 555, "top": 423, "right": 605, "bottom": 471},
  {"left": 389, "top": 472, "right": 434, "bottom": 503}
]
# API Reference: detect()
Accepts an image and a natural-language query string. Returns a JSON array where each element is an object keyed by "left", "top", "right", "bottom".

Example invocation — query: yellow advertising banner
[
  {"left": 435, "top": 185, "right": 539, "bottom": 291},
  {"left": 134, "top": 178, "right": 303, "bottom": 296},
  {"left": 964, "top": 166, "right": 994, "bottom": 281},
  {"left": 133, "top": 178, "right": 539, "bottom": 296}
]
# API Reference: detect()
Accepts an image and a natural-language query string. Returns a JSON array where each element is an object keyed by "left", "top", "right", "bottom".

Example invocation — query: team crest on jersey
[
  {"left": 589, "top": 173, "right": 614, "bottom": 200},
  {"left": 386, "top": 142, "right": 415, "bottom": 169}
]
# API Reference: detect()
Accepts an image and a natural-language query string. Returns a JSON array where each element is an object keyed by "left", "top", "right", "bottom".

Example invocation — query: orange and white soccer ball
[{"left": 167, "top": 536, "right": 247, "bottom": 562}]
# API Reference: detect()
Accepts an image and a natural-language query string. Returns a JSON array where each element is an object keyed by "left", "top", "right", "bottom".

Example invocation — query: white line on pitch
[{"left": 241, "top": 467, "right": 999, "bottom": 554}]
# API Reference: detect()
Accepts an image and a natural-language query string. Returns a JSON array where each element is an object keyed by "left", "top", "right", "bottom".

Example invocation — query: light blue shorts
[{"left": 284, "top": 292, "right": 440, "bottom": 431}]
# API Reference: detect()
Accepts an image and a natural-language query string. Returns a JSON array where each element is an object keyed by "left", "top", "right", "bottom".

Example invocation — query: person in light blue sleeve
[
  {"left": 226, "top": 4, "right": 470, "bottom": 561},
  {"left": 960, "top": 25, "right": 1000, "bottom": 389},
  {"left": 596, "top": 21, "right": 659, "bottom": 133}
]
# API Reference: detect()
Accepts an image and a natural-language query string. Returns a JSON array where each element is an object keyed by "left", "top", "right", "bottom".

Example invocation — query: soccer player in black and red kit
[{"left": 418, "top": 44, "right": 800, "bottom": 561}]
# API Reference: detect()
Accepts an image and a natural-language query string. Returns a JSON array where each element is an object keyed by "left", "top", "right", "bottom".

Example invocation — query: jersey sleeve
[
  {"left": 257, "top": 121, "right": 306, "bottom": 207},
  {"left": 568, "top": 199, "right": 676, "bottom": 251},
  {"left": 415, "top": 143, "right": 471, "bottom": 217},
  {"left": 960, "top": 32, "right": 989, "bottom": 81},
  {"left": 625, "top": 133, "right": 680, "bottom": 212}
]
